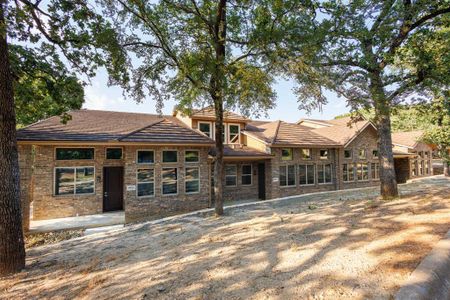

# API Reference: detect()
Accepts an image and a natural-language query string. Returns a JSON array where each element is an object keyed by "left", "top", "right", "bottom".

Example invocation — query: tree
[
  {"left": 422, "top": 91, "right": 450, "bottom": 176},
  {"left": 1, "top": 0, "right": 124, "bottom": 276},
  {"left": 285, "top": 1, "right": 450, "bottom": 199},
  {"left": 98, "top": 0, "right": 306, "bottom": 215},
  {"left": 10, "top": 45, "right": 84, "bottom": 127}
]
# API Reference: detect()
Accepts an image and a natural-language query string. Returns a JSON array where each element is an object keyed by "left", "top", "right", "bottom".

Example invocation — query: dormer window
[
  {"left": 228, "top": 124, "right": 240, "bottom": 144},
  {"left": 198, "top": 122, "right": 212, "bottom": 138}
]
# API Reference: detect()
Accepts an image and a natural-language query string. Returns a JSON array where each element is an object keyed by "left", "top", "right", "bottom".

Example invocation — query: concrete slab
[{"left": 29, "top": 211, "right": 125, "bottom": 233}]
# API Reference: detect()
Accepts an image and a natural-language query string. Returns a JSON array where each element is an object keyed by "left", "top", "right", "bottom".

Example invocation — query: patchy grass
[{"left": 25, "top": 230, "right": 84, "bottom": 249}]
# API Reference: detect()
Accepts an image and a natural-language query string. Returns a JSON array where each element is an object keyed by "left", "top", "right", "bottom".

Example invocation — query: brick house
[{"left": 16, "top": 108, "right": 433, "bottom": 230}]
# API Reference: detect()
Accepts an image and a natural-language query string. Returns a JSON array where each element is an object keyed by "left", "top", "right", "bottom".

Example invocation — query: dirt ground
[{"left": 1, "top": 177, "right": 449, "bottom": 300}]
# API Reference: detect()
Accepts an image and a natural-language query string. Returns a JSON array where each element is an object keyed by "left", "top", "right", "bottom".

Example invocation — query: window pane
[
  {"left": 318, "top": 166, "right": 324, "bottom": 183},
  {"left": 344, "top": 149, "right": 352, "bottom": 159},
  {"left": 106, "top": 148, "right": 122, "bottom": 159},
  {"left": 138, "top": 169, "right": 154, "bottom": 182},
  {"left": 138, "top": 182, "right": 154, "bottom": 197},
  {"left": 199, "top": 123, "right": 211, "bottom": 137},
  {"left": 225, "top": 165, "right": 237, "bottom": 176},
  {"left": 359, "top": 149, "right": 366, "bottom": 159},
  {"left": 242, "top": 165, "right": 252, "bottom": 185},
  {"left": 76, "top": 167, "right": 94, "bottom": 182},
  {"left": 279, "top": 166, "right": 287, "bottom": 186},
  {"left": 225, "top": 176, "right": 237, "bottom": 186},
  {"left": 76, "top": 181, "right": 94, "bottom": 194},
  {"left": 163, "top": 151, "right": 178, "bottom": 163},
  {"left": 186, "top": 180, "right": 199, "bottom": 193},
  {"left": 372, "top": 150, "right": 378, "bottom": 158},
  {"left": 343, "top": 164, "right": 348, "bottom": 182},
  {"left": 281, "top": 149, "right": 293, "bottom": 160},
  {"left": 320, "top": 149, "right": 328, "bottom": 159},
  {"left": 229, "top": 125, "right": 239, "bottom": 143},
  {"left": 301, "top": 149, "right": 311, "bottom": 159},
  {"left": 325, "top": 164, "right": 332, "bottom": 183},
  {"left": 185, "top": 167, "right": 199, "bottom": 180},
  {"left": 242, "top": 165, "right": 252, "bottom": 175},
  {"left": 185, "top": 150, "right": 199, "bottom": 162},
  {"left": 362, "top": 163, "right": 368, "bottom": 180},
  {"left": 55, "top": 168, "right": 74, "bottom": 195},
  {"left": 349, "top": 164, "right": 354, "bottom": 181},
  {"left": 162, "top": 168, "right": 177, "bottom": 181},
  {"left": 138, "top": 151, "right": 154, "bottom": 164},
  {"left": 163, "top": 182, "right": 177, "bottom": 194},
  {"left": 288, "top": 165, "right": 296, "bottom": 185},
  {"left": 299, "top": 165, "right": 306, "bottom": 185},
  {"left": 307, "top": 165, "right": 315, "bottom": 184},
  {"left": 56, "top": 148, "right": 94, "bottom": 160}
]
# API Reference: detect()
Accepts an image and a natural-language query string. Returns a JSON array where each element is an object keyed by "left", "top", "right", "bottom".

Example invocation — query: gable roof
[
  {"left": 17, "top": 110, "right": 214, "bottom": 145},
  {"left": 391, "top": 130, "right": 424, "bottom": 149},
  {"left": 187, "top": 106, "right": 248, "bottom": 122}
]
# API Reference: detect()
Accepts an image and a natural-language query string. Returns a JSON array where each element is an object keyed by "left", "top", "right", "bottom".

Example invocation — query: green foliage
[{"left": 10, "top": 45, "right": 84, "bottom": 126}]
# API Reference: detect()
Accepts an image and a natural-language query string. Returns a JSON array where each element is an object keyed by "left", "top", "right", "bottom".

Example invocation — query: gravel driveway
[{"left": 1, "top": 176, "right": 449, "bottom": 300}]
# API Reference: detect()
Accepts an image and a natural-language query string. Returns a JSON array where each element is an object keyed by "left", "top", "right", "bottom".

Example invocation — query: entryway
[{"left": 103, "top": 166, "right": 124, "bottom": 212}]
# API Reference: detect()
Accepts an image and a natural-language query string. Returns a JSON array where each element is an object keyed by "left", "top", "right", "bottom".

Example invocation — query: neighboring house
[
  {"left": 16, "top": 108, "right": 433, "bottom": 231},
  {"left": 391, "top": 131, "right": 433, "bottom": 183}
]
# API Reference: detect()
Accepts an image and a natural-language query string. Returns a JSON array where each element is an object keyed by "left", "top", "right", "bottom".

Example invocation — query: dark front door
[
  {"left": 258, "top": 163, "right": 266, "bottom": 200},
  {"left": 103, "top": 166, "right": 124, "bottom": 212}
]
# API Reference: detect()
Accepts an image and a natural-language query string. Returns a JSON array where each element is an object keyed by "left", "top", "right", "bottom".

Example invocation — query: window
[
  {"left": 343, "top": 163, "right": 355, "bottom": 182},
  {"left": 372, "top": 150, "right": 379, "bottom": 159},
  {"left": 162, "top": 168, "right": 177, "bottom": 195},
  {"left": 137, "top": 150, "right": 154, "bottom": 164},
  {"left": 299, "top": 164, "right": 315, "bottom": 185},
  {"left": 55, "top": 167, "right": 94, "bottom": 195},
  {"left": 371, "top": 163, "right": 380, "bottom": 179},
  {"left": 319, "top": 149, "right": 329, "bottom": 160},
  {"left": 358, "top": 149, "right": 367, "bottom": 159},
  {"left": 225, "top": 165, "right": 237, "bottom": 186},
  {"left": 425, "top": 160, "right": 430, "bottom": 174},
  {"left": 228, "top": 124, "right": 240, "bottom": 144},
  {"left": 162, "top": 150, "right": 178, "bottom": 163},
  {"left": 185, "top": 150, "right": 199, "bottom": 163},
  {"left": 280, "top": 165, "right": 296, "bottom": 186},
  {"left": 281, "top": 148, "right": 293, "bottom": 161},
  {"left": 301, "top": 149, "right": 311, "bottom": 160},
  {"left": 56, "top": 148, "right": 94, "bottom": 160},
  {"left": 318, "top": 164, "right": 332, "bottom": 184},
  {"left": 344, "top": 149, "right": 352, "bottom": 159},
  {"left": 241, "top": 165, "right": 252, "bottom": 185},
  {"left": 419, "top": 151, "right": 424, "bottom": 158},
  {"left": 199, "top": 122, "right": 212, "bottom": 138},
  {"left": 106, "top": 148, "right": 122, "bottom": 160},
  {"left": 419, "top": 160, "right": 424, "bottom": 175},
  {"left": 357, "top": 163, "right": 369, "bottom": 181},
  {"left": 411, "top": 159, "right": 417, "bottom": 176},
  {"left": 185, "top": 167, "right": 200, "bottom": 193},
  {"left": 137, "top": 168, "right": 154, "bottom": 197}
]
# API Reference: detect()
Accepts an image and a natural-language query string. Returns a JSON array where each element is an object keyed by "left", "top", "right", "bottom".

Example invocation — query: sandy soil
[{"left": 1, "top": 177, "right": 449, "bottom": 300}]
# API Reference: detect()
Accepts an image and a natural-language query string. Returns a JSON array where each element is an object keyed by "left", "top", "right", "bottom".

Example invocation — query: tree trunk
[
  {"left": 370, "top": 71, "right": 399, "bottom": 199},
  {"left": 0, "top": 0, "right": 26, "bottom": 276},
  {"left": 444, "top": 160, "right": 449, "bottom": 177},
  {"left": 212, "top": 0, "right": 227, "bottom": 216}
]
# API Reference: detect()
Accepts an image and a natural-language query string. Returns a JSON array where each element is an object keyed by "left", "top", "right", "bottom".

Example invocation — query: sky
[{"left": 83, "top": 68, "right": 350, "bottom": 123}]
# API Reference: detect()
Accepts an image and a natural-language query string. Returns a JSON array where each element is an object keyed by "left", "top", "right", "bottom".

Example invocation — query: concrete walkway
[{"left": 29, "top": 211, "right": 125, "bottom": 233}]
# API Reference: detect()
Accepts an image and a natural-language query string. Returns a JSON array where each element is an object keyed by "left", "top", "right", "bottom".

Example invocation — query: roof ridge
[{"left": 117, "top": 119, "right": 165, "bottom": 141}]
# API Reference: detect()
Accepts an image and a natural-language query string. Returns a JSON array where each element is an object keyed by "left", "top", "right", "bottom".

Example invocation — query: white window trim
[
  {"left": 281, "top": 148, "right": 294, "bottom": 161},
  {"left": 372, "top": 149, "right": 379, "bottom": 159},
  {"left": 105, "top": 147, "right": 123, "bottom": 160},
  {"left": 185, "top": 149, "right": 200, "bottom": 163},
  {"left": 357, "top": 163, "right": 369, "bottom": 181},
  {"left": 371, "top": 162, "right": 380, "bottom": 180},
  {"left": 227, "top": 123, "right": 241, "bottom": 144},
  {"left": 185, "top": 166, "right": 200, "bottom": 194},
  {"left": 136, "top": 149, "right": 155, "bottom": 164},
  {"left": 358, "top": 149, "right": 367, "bottom": 160},
  {"left": 299, "top": 164, "right": 315, "bottom": 186},
  {"left": 54, "top": 166, "right": 95, "bottom": 196},
  {"left": 162, "top": 167, "right": 178, "bottom": 196},
  {"left": 241, "top": 164, "right": 252, "bottom": 186},
  {"left": 136, "top": 168, "right": 155, "bottom": 198},
  {"left": 319, "top": 149, "right": 329, "bottom": 160},
  {"left": 162, "top": 150, "right": 178, "bottom": 163},
  {"left": 318, "top": 163, "right": 333, "bottom": 185},
  {"left": 225, "top": 164, "right": 238, "bottom": 187},
  {"left": 344, "top": 149, "right": 353, "bottom": 160},
  {"left": 280, "top": 164, "right": 296, "bottom": 187},
  {"left": 54, "top": 147, "right": 95, "bottom": 161},
  {"left": 198, "top": 121, "right": 213, "bottom": 139}
]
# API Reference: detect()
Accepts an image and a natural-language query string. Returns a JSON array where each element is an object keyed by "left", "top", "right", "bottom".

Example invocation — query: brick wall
[
  {"left": 18, "top": 144, "right": 32, "bottom": 231},
  {"left": 124, "top": 146, "right": 210, "bottom": 223}
]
